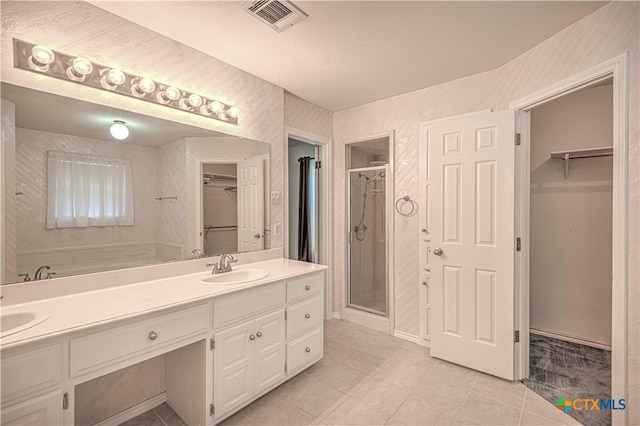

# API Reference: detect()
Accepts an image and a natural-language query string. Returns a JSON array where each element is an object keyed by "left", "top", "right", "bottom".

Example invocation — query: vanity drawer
[
  {"left": 286, "top": 273, "right": 323, "bottom": 303},
  {"left": 70, "top": 304, "right": 209, "bottom": 378},
  {"left": 213, "top": 282, "right": 285, "bottom": 329},
  {"left": 1, "top": 344, "right": 62, "bottom": 403},
  {"left": 286, "top": 327, "right": 322, "bottom": 375},
  {"left": 286, "top": 295, "right": 323, "bottom": 339}
]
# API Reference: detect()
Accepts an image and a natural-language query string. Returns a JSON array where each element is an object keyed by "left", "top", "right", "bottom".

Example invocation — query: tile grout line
[{"left": 517, "top": 388, "right": 529, "bottom": 426}]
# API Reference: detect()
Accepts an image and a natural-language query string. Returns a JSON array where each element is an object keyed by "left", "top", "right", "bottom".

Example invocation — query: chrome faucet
[
  {"left": 212, "top": 254, "right": 237, "bottom": 274},
  {"left": 34, "top": 265, "right": 50, "bottom": 281},
  {"left": 191, "top": 248, "right": 204, "bottom": 259}
]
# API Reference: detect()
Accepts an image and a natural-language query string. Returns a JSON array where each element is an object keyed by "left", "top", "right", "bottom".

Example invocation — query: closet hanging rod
[
  {"left": 550, "top": 146, "right": 613, "bottom": 180},
  {"left": 155, "top": 196, "right": 178, "bottom": 201},
  {"left": 203, "top": 173, "right": 236, "bottom": 181}
]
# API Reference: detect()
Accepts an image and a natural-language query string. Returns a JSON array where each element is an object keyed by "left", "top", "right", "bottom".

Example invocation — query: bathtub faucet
[{"left": 34, "top": 265, "right": 51, "bottom": 281}]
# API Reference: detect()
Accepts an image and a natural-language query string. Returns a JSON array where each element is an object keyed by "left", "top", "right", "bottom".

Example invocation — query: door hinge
[
  {"left": 63, "top": 392, "right": 69, "bottom": 410},
  {"left": 514, "top": 330, "right": 520, "bottom": 343},
  {"left": 284, "top": 311, "right": 287, "bottom": 321},
  {"left": 210, "top": 338, "right": 215, "bottom": 350},
  {"left": 315, "top": 161, "right": 322, "bottom": 169},
  {"left": 516, "top": 237, "right": 521, "bottom": 251},
  {"left": 515, "top": 133, "right": 521, "bottom": 146},
  {"left": 210, "top": 403, "right": 215, "bottom": 416}
]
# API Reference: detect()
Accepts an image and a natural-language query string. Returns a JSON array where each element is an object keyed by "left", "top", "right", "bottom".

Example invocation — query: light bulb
[
  {"left": 131, "top": 77, "right": 156, "bottom": 97},
  {"left": 28, "top": 45, "right": 55, "bottom": 71},
  {"left": 227, "top": 106, "right": 240, "bottom": 119},
  {"left": 157, "top": 86, "right": 181, "bottom": 104},
  {"left": 66, "top": 57, "right": 93, "bottom": 81},
  {"left": 209, "top": 101, "right": 223, "bottom": 114},
  {"left": 100, "top": 68, "right": 126, "bottom": 90},
  {"left": 109, "top": 120, "right": 129, "bottom": 140},
  {"left": 188, "top": 94, "right": 203, "bottom": 108}
]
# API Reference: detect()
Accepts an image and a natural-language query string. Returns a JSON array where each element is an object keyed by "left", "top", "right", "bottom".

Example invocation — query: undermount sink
[
  {"left": 198, "top": 268, "right": 270, "bottom": 286},
  {"left": 1, "top": 311, "right": 49, "bottom": 338}
]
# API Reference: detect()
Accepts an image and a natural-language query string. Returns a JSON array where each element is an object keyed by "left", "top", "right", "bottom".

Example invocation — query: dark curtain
[{"left": 297, "top": 156, "right": 312, "bottom": 262}]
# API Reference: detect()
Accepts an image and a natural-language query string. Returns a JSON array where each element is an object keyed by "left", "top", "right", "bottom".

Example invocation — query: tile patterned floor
[
  {"left": 123, "top": 319, "right": 582, "bottom": 425},
  {"left": 522, "top": 334, "right": 611, "bottom": 426}
]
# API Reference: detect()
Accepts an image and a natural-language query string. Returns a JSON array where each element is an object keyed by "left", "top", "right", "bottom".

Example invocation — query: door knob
[
  {"left": 249, "top": 334, "right": 256, "bottom": 341},
  {"left": 433, "top": 248, "right": 444, "bottom": 256},
  {"left": 254, "top": 233, "right": 262, "bottom": 239},
  {"left": 256, "top": 331, "right": 263, "bottom": 338}
]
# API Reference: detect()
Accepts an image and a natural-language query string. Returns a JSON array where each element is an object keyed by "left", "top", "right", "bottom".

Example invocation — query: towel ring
[{"left": 395, "top": 196, "right": 417, "bottom": 217}]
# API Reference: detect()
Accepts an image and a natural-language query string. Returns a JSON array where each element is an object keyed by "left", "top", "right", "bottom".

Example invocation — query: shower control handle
[{"left": 433, "top": 248, "right": 444, "bottom": 256}]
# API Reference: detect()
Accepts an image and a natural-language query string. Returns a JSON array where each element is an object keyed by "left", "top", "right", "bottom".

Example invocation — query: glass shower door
[{"left": 347, "top": 166, "right": 387, "bottom": 316}]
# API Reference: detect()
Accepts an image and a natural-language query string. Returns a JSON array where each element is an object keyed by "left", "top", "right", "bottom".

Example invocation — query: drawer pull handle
[
  {"left": 250, "top": 334, "right": 256, "bottom": 341},
  {"left": 148, "top": 331, "right": 158, "bottom": 341},
  {"left": 305, "top": 313, "right": 311, "bottom": 319},
  {"left": 256, "top": 331, "right": 263, "bottom": 338},
  {"left": 305, "top": 285, "right": 311, "bottom": 290},
  {"left": 305, "top": 347, "right": 311, "bottom": 353}
]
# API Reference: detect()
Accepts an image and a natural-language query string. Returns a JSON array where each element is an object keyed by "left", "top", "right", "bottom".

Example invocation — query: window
[{"left": 46, "top": 151, "right": 134, "bottom": 228}]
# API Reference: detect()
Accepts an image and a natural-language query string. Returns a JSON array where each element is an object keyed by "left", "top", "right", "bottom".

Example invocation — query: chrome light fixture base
[{"left": 12, "top": 39, "right": 239, "bottom": 125}]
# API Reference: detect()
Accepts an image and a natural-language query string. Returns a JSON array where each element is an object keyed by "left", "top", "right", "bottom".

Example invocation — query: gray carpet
[{"left": 521, "top": 333, "right": 612, "bottom": 426}]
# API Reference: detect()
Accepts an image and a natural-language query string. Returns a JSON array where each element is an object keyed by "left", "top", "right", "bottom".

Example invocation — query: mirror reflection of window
[{"left": 46, "top": 151, "right": 134, "bottom": 229}]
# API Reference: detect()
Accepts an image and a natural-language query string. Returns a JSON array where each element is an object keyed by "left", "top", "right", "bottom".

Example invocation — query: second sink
[
  {"left": 198, "top": 268, "right": 269, "bottom": 286},
  {"left": 1, "top": 311, "right": 49, "bottom": 338}
]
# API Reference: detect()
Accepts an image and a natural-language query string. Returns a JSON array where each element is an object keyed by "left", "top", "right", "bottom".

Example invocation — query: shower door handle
[{"left": 433, "top": 248, "right": 444, "bottom": 256}]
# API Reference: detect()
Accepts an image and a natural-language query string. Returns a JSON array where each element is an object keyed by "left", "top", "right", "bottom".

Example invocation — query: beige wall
[
  {"left": 333, "top": 2, "right": 638, "bottom": 420},
  {"left": 530, "top": 84, "right": 613, "bottom": 346}
]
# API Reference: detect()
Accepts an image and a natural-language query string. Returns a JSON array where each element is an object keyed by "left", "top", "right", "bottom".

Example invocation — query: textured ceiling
[{"left": 87, "top": 1, "right": 606, "bottom": 112}]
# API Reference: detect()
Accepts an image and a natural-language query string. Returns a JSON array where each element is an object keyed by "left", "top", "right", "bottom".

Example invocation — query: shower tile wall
[{"left": 332, "top": 8, "right": 639, "bottom": 419}]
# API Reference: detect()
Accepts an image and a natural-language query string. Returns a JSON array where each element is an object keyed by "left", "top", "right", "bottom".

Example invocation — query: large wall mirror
[{"left": 1, "top": 83, "right": 270, "bottom": 285}]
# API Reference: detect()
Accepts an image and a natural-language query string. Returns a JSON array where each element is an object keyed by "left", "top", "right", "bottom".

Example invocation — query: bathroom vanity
[{"left": 0, "top": 258, "right": 327, "bottom": 425}]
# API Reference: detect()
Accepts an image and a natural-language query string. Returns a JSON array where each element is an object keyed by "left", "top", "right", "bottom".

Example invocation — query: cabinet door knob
[
  {"left": 148, "top": 331, "right": 158, "bottom": 341},
  {"left": 305, "top": 313, "right": 311, "bottom": 319},
  {"left": 305, "top": 285, "right": 311, "bottom": 290},
  {"left": 422, "top": 228, "right": 427, "bottom": 233},
  {"left": 249, "top": 334, "right": 256, "bottom": 341},
  {"left": 421, "top": 281, "right": 427, "bottom": 286},
  {"left": 256, "top": 331, "right": 263, "bottom": 338},
  {"left": 305, "top": 347, "right": 311, "bottom": 353}
]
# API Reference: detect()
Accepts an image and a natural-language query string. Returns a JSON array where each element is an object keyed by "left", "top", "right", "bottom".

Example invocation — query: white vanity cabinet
[
  {"left": 0, "top": 344, "right": 65, "bottom": 425},
  {"left": 212, "top": 282, "right": 286, "bottom": 421},
  {"left": 285, "top": 273, "right": 324, "bottom": 375}
]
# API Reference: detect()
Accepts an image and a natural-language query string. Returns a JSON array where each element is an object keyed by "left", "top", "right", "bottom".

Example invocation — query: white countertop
[{"left": 0, "top": 258, "right": 327, "bottom": 350}]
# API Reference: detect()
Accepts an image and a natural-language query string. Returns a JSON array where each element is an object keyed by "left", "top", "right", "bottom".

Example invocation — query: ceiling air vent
[{"left": 242, "top": 0, "right": 307, "bottom": 33}]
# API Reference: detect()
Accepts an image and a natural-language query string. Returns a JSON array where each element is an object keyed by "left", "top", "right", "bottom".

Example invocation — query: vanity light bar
[{"left": 12, "top": 39, "right": 239, "bottom": 125}]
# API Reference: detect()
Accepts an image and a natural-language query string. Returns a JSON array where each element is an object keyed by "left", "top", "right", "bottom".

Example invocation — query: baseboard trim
[
  {"left": 394, "top": 330, "right": 430, "bottom": 348},
  {"left": 94, "top": 393, "right": 166, "bottom": 426},
  {"left": 332, "top": 312, "right": 343, "bottom": 320},
  {"left": 530, "top": 329, "right": 611, "bottom": 351}
]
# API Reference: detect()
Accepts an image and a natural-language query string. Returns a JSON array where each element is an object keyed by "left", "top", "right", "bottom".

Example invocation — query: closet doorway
[{"left": 523, "top": 81, "right": 613, "bottom": 425}]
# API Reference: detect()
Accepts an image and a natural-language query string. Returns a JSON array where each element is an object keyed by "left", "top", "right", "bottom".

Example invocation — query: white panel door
[
  {"left": 237, "top": 157, "right": 264, "bottom": 252},
  {"left": 430, "top": 109, "right": 516, "bottom": 380},
  {"left": 253, "top": 310, "right": 285, "bottom": 394}
]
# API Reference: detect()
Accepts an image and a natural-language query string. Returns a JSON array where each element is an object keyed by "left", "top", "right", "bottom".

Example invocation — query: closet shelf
[{"left": 549, "top": 146, "right": 612, "bottom": 179}]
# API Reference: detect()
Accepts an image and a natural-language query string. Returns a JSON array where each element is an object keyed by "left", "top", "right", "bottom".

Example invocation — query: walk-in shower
[{"left": 348, "top": 165, "right": 388, "bottom": 315}]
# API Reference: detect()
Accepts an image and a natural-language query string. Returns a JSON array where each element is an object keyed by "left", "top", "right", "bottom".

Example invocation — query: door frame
[
  {"left": 284, "top": 127, "right": 333, "bottom": 319},
  {"left": 194, "top": 157, "right": 243, "bottom": 254},
  {"left": 510, "top": 53, "right": 628, "bottom": 424},
  {"left": 343, "top": 131, "right": 395, "bottom": 335}
]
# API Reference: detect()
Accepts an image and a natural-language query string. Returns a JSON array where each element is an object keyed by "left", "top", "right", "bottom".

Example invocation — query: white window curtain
[{"left": 46, "top": 151, "right": 134, "bottom": 229}]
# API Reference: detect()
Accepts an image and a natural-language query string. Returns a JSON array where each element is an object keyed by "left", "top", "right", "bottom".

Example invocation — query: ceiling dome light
[
  {"left": 227, "top": 106, "right": 240, "bottom": 119},
  {"left": 66, "top": 57, "right": 93, "bottom": 81},
  {"left": 100, "top": 68, "right": 126, "bottom": 90},
  {"left": 156, "top": 86, "right": 181, "bottom": 104},
  {"left": 28, "top": 45, "right": 55, "bottom": 71},
  {"left": 131, "top": 77, "right": 156, "bottom": 97},
  {"left": 109, "top": 120, "right": 129, "bottom": 140}
]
